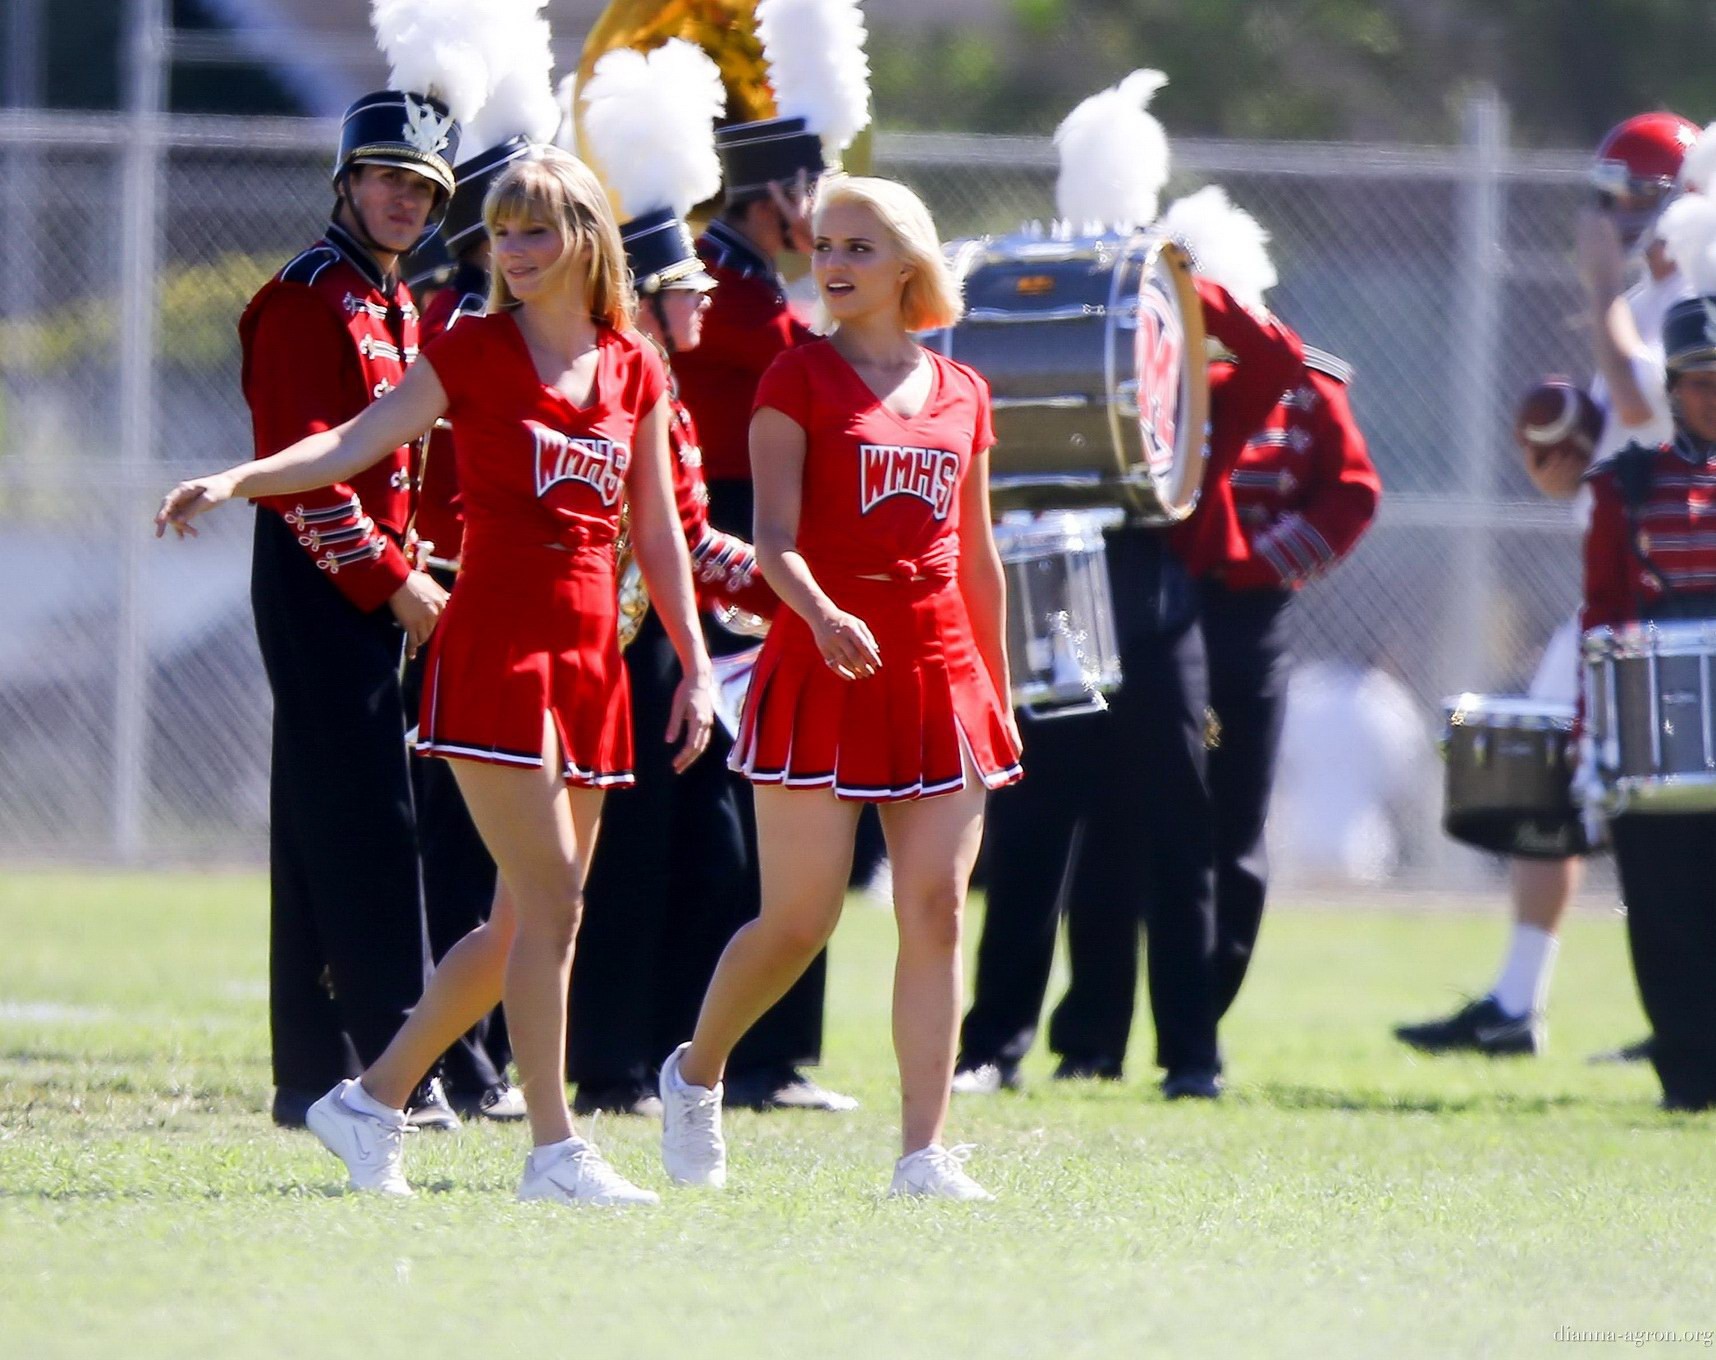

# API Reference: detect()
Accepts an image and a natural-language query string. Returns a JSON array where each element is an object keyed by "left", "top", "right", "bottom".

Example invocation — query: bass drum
[{"left": 928, "top": 230, "right": 1209, "bottom": 522}]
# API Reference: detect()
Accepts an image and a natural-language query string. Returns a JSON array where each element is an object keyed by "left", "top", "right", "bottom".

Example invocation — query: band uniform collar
[
  {"left": 701, "top": 219, "right": 780, "bottom": 286},
  {"left": 325, "top": 220, "right": 392, "bottom": 294}
]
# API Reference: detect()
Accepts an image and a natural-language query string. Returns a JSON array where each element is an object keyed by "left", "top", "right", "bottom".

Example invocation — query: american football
[{"left": 1516, "top": 376, "right": 1603, "bottom": 459}]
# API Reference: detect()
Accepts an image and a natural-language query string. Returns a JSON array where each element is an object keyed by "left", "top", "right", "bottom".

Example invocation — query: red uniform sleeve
[
  {"left": 241, "top": 285, "right": 410, "bottom": 613},
  {"left": 667, "top": 399, "right": 777, "bottom": 616},
  {"left": 753, "top": 348, "right": 814, "bottom": 427},
  {"left": 1581, "top": 471, "right": 1633, "bottom": 634},
  {"left": 1251, "top": 372, "right": 1381, "bottom": 587},
  {"left": 1172, "top": 279, "right": 1306, "bottom": 576}
]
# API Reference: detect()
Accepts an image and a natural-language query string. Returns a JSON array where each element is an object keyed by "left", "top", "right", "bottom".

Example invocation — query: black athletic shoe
[
  {"left": 1393, "top": 996, "right": 1543, "bottom": 1056},
  {"left": 572, "top": 1084, "right": 664, "bottom": 1118},
  {"left": 270, "top": 1086, "right": 320, "bottom": 1129},
  {"left": 1051, "top": 1055, "right": 1124, "bottom": 1081},
  {"left": 404, "top": 1076, "right": 462, "bottom": 1131},
  {"left": 1587, "top": 1035, "right": 1654, "bottom": 1065},
  {"left": 1161, "top": 1068, "right": 1223, "bottom": 1100}
]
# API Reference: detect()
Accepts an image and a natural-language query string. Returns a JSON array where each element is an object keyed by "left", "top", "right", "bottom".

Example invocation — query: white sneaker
[
  {"left": 888, "top": 1143, "right": 993, "bottom": 1201},
  {"left": 659, "top": 1043, "right": 727, "bottom": 1188},
  {"left": 951, "top": 1064, "right": 1005, "bottom": 1096},
  {"left": 306, "top": 1080, "right": 412, "bottom": 1197},
  {"left": 516, "top": 1138, "right": 660, "bottom": 1207}
]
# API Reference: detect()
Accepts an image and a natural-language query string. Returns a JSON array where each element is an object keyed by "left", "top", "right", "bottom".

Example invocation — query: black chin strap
[{"left": 648, "top": 293, "right": 676, "bottom": 362}]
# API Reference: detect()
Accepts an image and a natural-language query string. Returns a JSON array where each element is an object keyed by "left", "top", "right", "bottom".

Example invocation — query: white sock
[
  {"left": 530, "top": 1137, "right": 580, "bottom": 1171},
  {"left": 342, "top": 1079, "right": 403, "bottom": 1121},
  {"left": 1490, "top": 924, "right": 1559, "bottom": 1018}
]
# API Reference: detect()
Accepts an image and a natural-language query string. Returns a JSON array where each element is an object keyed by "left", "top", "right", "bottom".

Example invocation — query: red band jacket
[
  {"left": 1169, "top": 279, "right": 1307, "bottom": 577},
  {"left": 1583, "top": 433, "right": 1716, "bottom": 632},
  {"left": 669, "top": 221, "right": 813, "bottom": 485},
  {"left": 1219, "top": 359, "right": 1380, "bottom": 590},
  {"left": 666, "top": 391, "right": 777, "bottom": 618},
  {"left": 238, "top": 222, "right": 418, "bottom": 613}
]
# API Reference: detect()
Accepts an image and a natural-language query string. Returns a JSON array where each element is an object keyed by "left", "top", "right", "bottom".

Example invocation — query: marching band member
[
  {"left": 1158, "top": 191, "right": 1381, "bottom": 1019},
  {"left": 566, "top": 41, "right": 782, "bottom": 1117},
  {"left": 237, "top": 8, "right": 489, "bottom": 1130},
  {"left": 396, "top": 2, "right": 564, "bottom": 1126},
  {"left": 658, "top": 0, "right": 873, "bottom": 1114},
  {"left": 659, "top": 173, "right": 1022, "bottom": 1201},
  {"left": 1576, "top": 192, "right": 1716, "bottom": 1112},
  {"left": 1396, "top": 112, "right": 1698, "bottom": 1060},
  {"left": 161, "top": 147, "right": 714, "bottom": 1205},
  {"left": 956, "top": 77, "right": 1303, "bottom": 1099}
]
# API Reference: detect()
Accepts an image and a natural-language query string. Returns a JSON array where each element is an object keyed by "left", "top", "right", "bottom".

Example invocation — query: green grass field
[{"left": 1, "top": 870, "right": 1711, "bottom": 1359}]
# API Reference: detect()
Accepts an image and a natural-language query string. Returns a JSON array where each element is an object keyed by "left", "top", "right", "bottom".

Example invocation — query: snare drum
[
  {"left": 1583, "top": 619, "right": 1716, "bottom": 813},
  {"left": 928, "top": 230, "right": 1209, "bottom": 521},
  {"left": 1441, "top": 694, "right": 1593, "bottom": 858},
  {"left": 993, "top": 511, "right": 1123, "bottom": 717}
]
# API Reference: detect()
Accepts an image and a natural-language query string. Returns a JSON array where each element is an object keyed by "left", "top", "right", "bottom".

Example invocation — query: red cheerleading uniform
[
  {"left": 412, "top": 264, "right": 488, "bottom": 569},
  {"left": 414, "top": 312, "right": 668, "bottom": 787},
  {"left": 731, "top": 340, "right": 1024, "bottom": 801}
]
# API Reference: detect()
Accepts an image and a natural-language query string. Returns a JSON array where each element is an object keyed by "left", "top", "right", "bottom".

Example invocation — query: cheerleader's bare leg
[
  {"left": 878, "top": 753, "right": 988, "bottom": 1157},
  {"left": 448, "top": 715, "right": 604, "bottom": 1150},
  {"left": 677, "top": 786, "right": 860, "bottom": 1089}
]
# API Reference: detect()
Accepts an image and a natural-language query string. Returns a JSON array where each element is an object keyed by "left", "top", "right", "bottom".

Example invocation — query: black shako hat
[
  {"left": 1664, "top": 295, "right": 1716, "bottom": 374},
  {"left": 621, "top": 206, "right": 716, "bottom": 294},
  {"left": 439, "top": 135, "right": 538, "bottom": 256},
  {"left": 714, "top": 116, "right": 825, "bottom": 203},
  {"left": 336, "top": 90, "right": 460, "bottom": 200}
]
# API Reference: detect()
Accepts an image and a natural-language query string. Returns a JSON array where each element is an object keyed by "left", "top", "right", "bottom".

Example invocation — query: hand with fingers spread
[
  {"left": 665, "top": 668, "right": 716, "bottom": 773},
  {"left": 812, "top": 606, "right": 881, "bottom": 681},
  {"left": 155, "top": 474, "right": 238, "bottom": 539},
  {"left": 388, "top": 571, "right": 448, "bottom": 660}
]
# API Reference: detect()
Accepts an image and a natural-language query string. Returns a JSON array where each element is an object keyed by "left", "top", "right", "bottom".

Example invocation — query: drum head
[{"left": 1121, "top": 239, "right": 1209, "bottom": 521}]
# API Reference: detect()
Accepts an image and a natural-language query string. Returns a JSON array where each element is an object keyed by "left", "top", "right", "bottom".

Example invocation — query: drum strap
[{"left": 1614, "top": 445, "right": 1675, "bottom": 603}]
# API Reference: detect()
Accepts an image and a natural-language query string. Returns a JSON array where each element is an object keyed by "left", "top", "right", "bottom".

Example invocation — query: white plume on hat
[
  {"left": 370, "top": 0, "right": 496, "bottom": 125},
  {"left": 574, "top": 40, "right": 726, "bottom": 220},
  {"left": 1680, "top": 121, "right": 1716, "bottom": 195},
  {"left": 1658, "top": 192, "right": 1716, "bottom": 295},
  {"left": 458, "top": 0, "right": 560, "bottom": 160},
  {"left": 755, "top": 0, "right": 872, "bottom": 155},
  {"left": 1159, "top": 185, "right": 1277, "bottom": 312},
  {"left": 1054, "top": 70, "right": 1170, "bottom": 229}
]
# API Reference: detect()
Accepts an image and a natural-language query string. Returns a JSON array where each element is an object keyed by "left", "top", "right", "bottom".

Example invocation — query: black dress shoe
[
  {"left": 270, "top": 1086, "right": 321, "bottom": 1129},
  {"left": 405, "top": 1076, "right": 462, "bottom": 1132},
  {"left": 1161, "top": 1069, "right": 1223, "bottom": 1100},
  {"left": 572, "top": 1084, "right": 664, "bottom": 1118},
  {"left": 724, "top": 1066, "right": 859, "bottom": 1112},
  {"left": 1052, "top": 1055, "right": 1123, "bottom": 1081}
]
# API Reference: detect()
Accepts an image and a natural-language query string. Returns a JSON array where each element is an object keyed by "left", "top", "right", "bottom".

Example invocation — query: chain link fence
[{"left": 0, "top": 99, "right": 1602, "bottom": 883}]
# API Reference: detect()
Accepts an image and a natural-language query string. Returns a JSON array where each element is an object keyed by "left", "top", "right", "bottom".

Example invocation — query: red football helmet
[{"left": 1590, "top": 111, "right": 1700, "bottom": 196}]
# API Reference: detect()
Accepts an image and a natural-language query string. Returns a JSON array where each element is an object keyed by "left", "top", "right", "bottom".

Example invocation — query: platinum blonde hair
[{"left": 813, "top": 173, "right": 961, "bottom": 333}]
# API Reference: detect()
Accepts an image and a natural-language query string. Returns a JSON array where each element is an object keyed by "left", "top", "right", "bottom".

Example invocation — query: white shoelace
[
  {"left": 557, "top": 1139, "right": 631, "bottom": 1194},
  {"left": 915, "top": 1143, "right": 980, "bottom": 1189},
  {"left": 667, "top": 1087, "right": 722, "bottom": 1156}
]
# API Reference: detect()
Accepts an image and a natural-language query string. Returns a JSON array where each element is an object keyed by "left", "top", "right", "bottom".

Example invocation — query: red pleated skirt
[
  {"left": 417, "top": 541, "right": 633, "bottom": 788},
  {"left": 730, "top": 574, "right": 1023, "bottom": 801}
]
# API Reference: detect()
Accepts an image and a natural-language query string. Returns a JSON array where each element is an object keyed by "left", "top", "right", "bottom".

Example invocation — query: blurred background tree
[{"left": 872, "top": 0, "right": 1716, "bottom": 144}]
